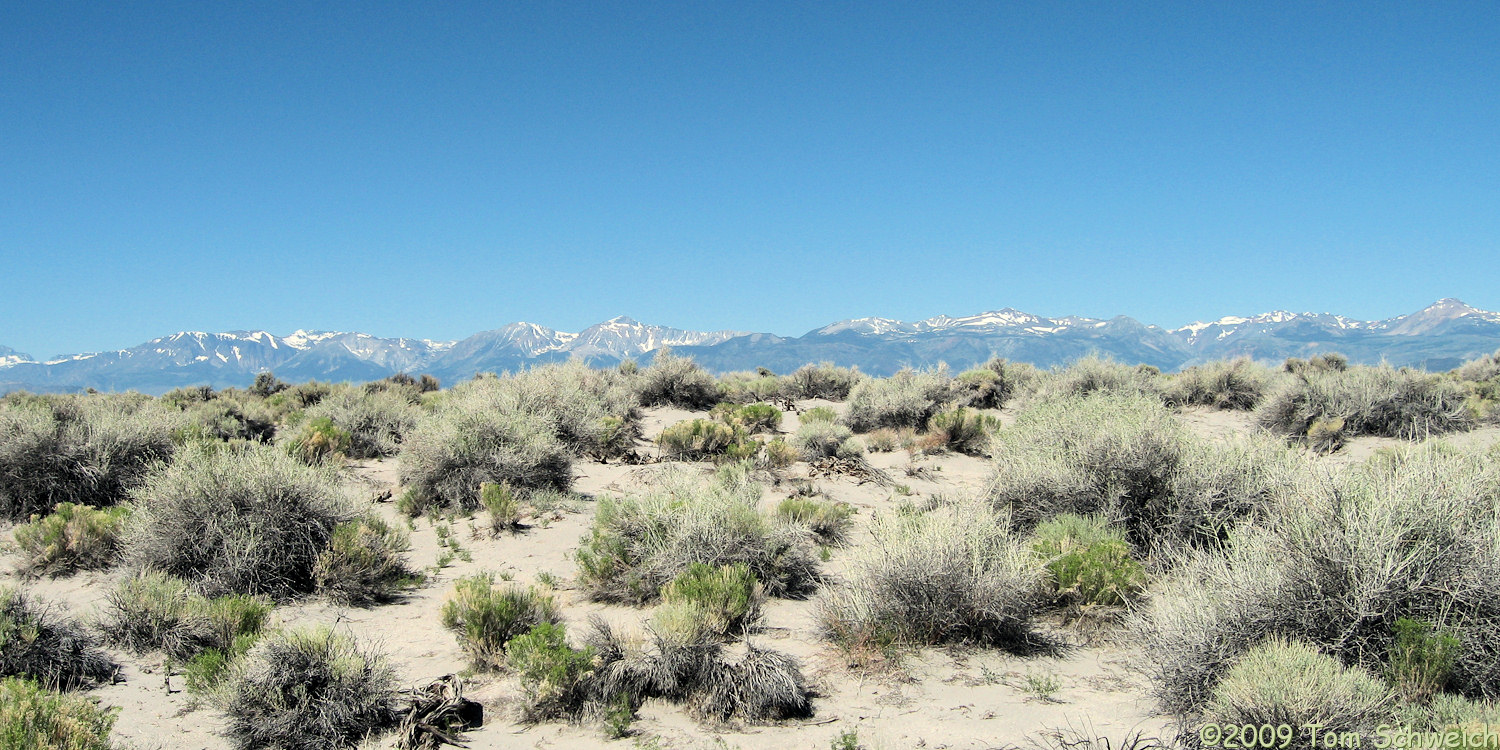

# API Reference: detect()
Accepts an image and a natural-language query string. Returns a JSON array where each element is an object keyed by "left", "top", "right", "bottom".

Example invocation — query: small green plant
[
  {"left": 830, "top": 728, "right": 862, "bottom": 750},
  {"left": 927, "top": 407, "right": 999, "bottom": 455},
  {"left": 481, "top": 482, "right": 521, "bottom": 533},
  {"left": 776, "top": 496, "right": 855, "bottom": 545},
  {"left": 312, "top": 517, "right": 420, "bottom": 605},
  {"left": 712, "top": 403, "right": 783, "bottom": 433},
  {"left": 1387, "top": 617, "right": 1461, "bottom": 704},
  {"left": 819, "top": 545, "right": 833, "bottom": 562},
  {"left": 506, "top": 622, "right": 596, "bottom": 722},
  {"left": 440, "top": 574, "right": 560, "bottom": 670},
  {"left": 800, "top": 406, "right": 838, "bottom": 424},
  {"left": 762, "top": 438, "right": 798, "bottom": 468},
  {"left": 0, "top": 677, "right": 117, "bottom": 750},
  {"left": 12, "top": 503, "right": 130, "bottom": 576},
  {"left": 101, "top": 571, "right": 271, "bottom": 662},
  {"left": 603, "top": 689, "right": 635, "bottom": 738},
  {"left": 1030, "top": 514, "right": 1145, "bottom": 607},
  {"left": 535, "top": 571, "right": 562, "bottom": 589},
  {"left": 1022, "top": 670, "right": 1063, "bottom": 702},
  {"left": 285, "top": 416, "right": 353, "bottom": 464},
  {"left": 654, "top": 563, "right": 760, "bottom": 641},
  {"left": 657, "top": 419, "right": 741, "bottom": 459}
]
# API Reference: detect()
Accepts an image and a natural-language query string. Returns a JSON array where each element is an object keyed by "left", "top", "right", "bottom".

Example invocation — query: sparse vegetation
[
  {"left": 775, "top": 496, "right": 855, "bottom": 545},
  {"left": 440, "top": 574, "right": 561, "bottom": 670},
  {"left": 637, "top": 350, "right": 721, "bottom": 410},
  {"left": 312, "top": 516, "right": 420, "bottom": 605},
  {"left": 657, "top": 419, "right": 741, "bottom": 460},
  {"left": 12, "top": 503, "right": 129, "bottom": 576},
  {"left": 793, "top": 419, "right": 863, "bottom": 460},
  {"left": 1167, "top": 358, "right": 1274, "bottom": 410},
  {"left": 927, "top": 406, "right": 998, "bottom": 455},
  {"left": 101, "top": 571, "right": 270, "bottom": 662},
  {"left": 0, "top": 677, "right": 117, "bottom": 749},
  {"left": 298, "top": 387, "right": 421, "bottom": 459},
  {"left": 783, "top": 363, "right": 862, "bottom": 401}
]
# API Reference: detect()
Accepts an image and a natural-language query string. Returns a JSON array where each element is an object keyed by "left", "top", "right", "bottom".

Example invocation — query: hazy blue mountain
[{"left": 3, "top": 300, "right": 1499, "bottom": 394}]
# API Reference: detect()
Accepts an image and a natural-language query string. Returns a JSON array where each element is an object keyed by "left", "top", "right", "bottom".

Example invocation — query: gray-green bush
[
  {"left": 0, "top": 587, "right": 115, "bottom": 689},
  {"left": 1257, "top": 365, "right": 1474, "bottom": 443},
  {"left": 843, "top": 368, "right": 956, "bottom": 432},
  {"left": 636, "top": 350, "right": 721, "bottom": 410}
]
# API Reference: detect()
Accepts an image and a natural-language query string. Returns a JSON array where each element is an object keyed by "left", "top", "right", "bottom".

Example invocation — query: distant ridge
[{"left": 4, "top": 300, "right": 1499, "bottom": 394}]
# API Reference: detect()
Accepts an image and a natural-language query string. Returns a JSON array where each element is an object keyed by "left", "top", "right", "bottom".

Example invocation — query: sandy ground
[{"left": 7, "top": 403, "right": 1499, "bottom": 750}]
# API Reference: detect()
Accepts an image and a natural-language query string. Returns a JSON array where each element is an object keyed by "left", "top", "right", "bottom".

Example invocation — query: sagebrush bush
[
  {"left": 637, "top": 350, "right": 721, "bottom": 409},
  {"left": 783, "top": 363, "right": 862, "bottom": 401},
  {"left": 298, "top": 387, "right": 420, "bottom": 459},
  {"left": 843, "top": 368, "right": 956, "bottom": 432},
  {"left": 575, "top": 466, "right": 819, "bottom": 604},
  {"left": 0, "top": 588, "right": 115, "bottom": 689},
  {"left": 507, "top": 622, "right": 597, "bottom": 722},
  {"left": 716, "top": 372, "right": 785, "bottom": 405},
  {"left": 312, "top": 516, "right": 419, "bottom": 605},
  {"left": 176, "top": 394, "right": 277, "bottom": 443},
  {"left": 793, "top": 420, "right": 862, "bottom": 461},
  {"left": 0, "top": 677, "right": 117, "bottom": 750},
  {"left": 711, "top": 403, "right": 782, "bottom": 433},
  {"left": 1199, "top": 638, "right": 1393, "bottom": 744},
  {"left": 0, "top": 395, "right": 182, "bottom": 520},
  {"left": 13, "top": 503, "right": 129, "bottom": 576},
  {"left": 218, "top": 626, "right": 397, "bottom": 750},
  {"left": 459, "top": 363, "right": 641, "bottom": 458},
  {"left": 440, "top": 574, "right": 561, "bottom": 670},
  {"left": 927, "top": 406, "right": 999, "bottom": 455},
  {"left": 1027, "top": 356, "right": 1164, "bottom": 404},
  {"left": 775, "top": 496, "right": 854, "bottom": 545},
  {"left": 284, "top": 416, "right": 353, "bottom": 464},
  {"left": 101, "top": 571, "right": 270, "bottom": 662},
  {"left": 658, "top": 419, "right": 742, "bottom": 460},
  {"left": 398, "top": 383, "right": 574, "bottom": 514},
  {"left": 1257, "top": 365, "right": 1474, "bottom": 443},
  {"left": 1167, "top": 358, "right": 1274, "bottom": 410},
  {"left": 818, "top": 500, "right": 1046, "bottom": 651},
  {"left": 1030, "top": 515, "right": 1144, "bottom": 606},
  {"left": 123, "top": 444, "right": 357, "bottom": 598},
  {"left": 1136, "top": 444, "right": 1500, "bottom": 715},
  {"left": 654, "top": 563, "right": 761, "bottom": 641}
]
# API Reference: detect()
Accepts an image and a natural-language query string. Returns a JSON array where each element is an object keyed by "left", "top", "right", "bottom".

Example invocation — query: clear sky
[{"left": 2, "top": 2, "right": 1496, "bottom": 358}]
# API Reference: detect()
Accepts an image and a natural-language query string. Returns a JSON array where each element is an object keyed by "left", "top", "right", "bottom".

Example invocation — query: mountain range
[{"left": 3, "top": 299, "right": 1499, "bottom": 395}]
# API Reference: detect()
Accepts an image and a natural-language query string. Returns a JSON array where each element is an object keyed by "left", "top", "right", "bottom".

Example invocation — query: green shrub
[
  {"left": 761, "top": 438, "right": 798, "bottom": 468},
  {"left": 0, "top": 677, "right": 117, "bottom": 750},
  {"left": 818, "top": 501, "right": 1045, "bottom": 651},
  {"left": 784, "top": 363, "right": 862, "bottom": 401},
  {"left": 454, "top": 363, "right": 641, "bottom": 458},
  {"left": 575, "top": 466, "right": 819, "bottom": 604},
  {"left": 1200, "top": 637, "right": 1393, "bottom": 742},
  {"left": 711, "top": 403, "right": 783, "bottom": 433},
  {"left": 507, "top": 622, "right": 597, "bottom": 721},
  {"left": 440, "top": 574, "right": 561, "bottom": 670},
  {"left": 1388, "top": 617, "right": 1461, "bottom": 704},
  {"left": 775, "top": 496, "right": 855, "bottom": 545},
  {"left": 218, "top": 626, "right": 397, "bottom": 750},
  {"left": 637, "top": 350, "right": 720, "bottom": 409},
  {"left": 298, "top": 388, "right": 420, "bottom": 459},
  {"left": 0, "top": 588, "right": 115, "bottom": 689},
  {"left": 123, "top": 443, "right": 357, "bottom": 598},
  {"left": 176, "top": 395, "right": 277, "bottom": 444},
  {"left": 799, "top": 406, "right": 838, "bottom": 424},
  {"left": 843, "top": 368, "right": 955, "bottom": 432},
  {"left": 657, "top": 419, "right": 741, "bottom": 460},
  {"left": 1257, "top": 365, "right": 1474, "bottom": 443},
  {"left": 0, "top": 396, "right": 182, "bottom": 521},
  {"left": 184, "top": 631, "right": 262, "bottom": 695},
  {"left": 101, "top": 571, "right": 270, "bottom": 661},
  {"left": 793, "top": 420, "right": 861, "bottom": 461},
  {"left": 13, "top": 503, "right": 129, "bottom": 576},
  {"left": 1030, "top": 515, "right": 1144, "bottom": 606},
  {"left": 927, "top": 406, "right": 998, "bottom": 455},
  {"left": 481, "top": 481, "right": 521, "bottom": 532},
  {"left": 312, "top": 517, "right": 419, "bottom": 605},
  {"left": 1167, "top": 358, "right": 1274, "bottom": 410},
  {"left": 284, "top": 416, "right": 353, "bottom": 464},
  {"left": 655, "top": 563, "right": 760, "bottom": 640},
  {"left": 398, "top": 383, "right": 574, "bottom": 514},
  {"left": 250, "top": 372, "right": 288, "bottom": 398}
]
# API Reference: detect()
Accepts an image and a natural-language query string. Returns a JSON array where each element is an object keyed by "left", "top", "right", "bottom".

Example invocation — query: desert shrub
[
  {"left": 575, "top": 466, "right": 819, "bottom": 604},
  {"left": 717, "top": 371, "right": 785, "bottom": 404},
  {"left": 1257, "top": 365, "right": 1474, "bottom": 443},
  {"left": 864, "top": 428, "right": 900, "bottom": 452},
  {"left": 0, "top": 588, "right": 114, "bottom": 689},
  {"left": 1163, "top": 434, "right": 1310, "bottom": 551},
  {"left": 250, "top": 372, "right": 288, "bottom": 398},
  {"left": 101, "top": 571, "right": 270, "bottom": 661},
  {"left": 284, "top": 416, "right": 353, "bottom": 464},
  {"left": 398, "top": 384, "right": 574, "bottom": 514},
  {"left": 461, "top": 363, "right": 641, "bottom": 458},
  {"left": 658, "top": 419, "right": 741, "bottom": 460},
  {"left": 1029, "top": 515, "right": 1144, "bottom": 607},
  {"left": 654, "top": 563, "right": 761, "bottom": 641},
  {"left": 793, "top": 420, "right": 862, "bottom": 461},
  {"left": 637, "top": 350, "right": 720, "bottom": 410},
  {"left": 775, "top": 496, "right": 854, "bottom": 545},
  {"left": 1387, "top": 617, "right": 1461, "bottom": 704},
  {"left": 818, "top": 500, "right": 1046, "bottom": 651},
  {"left": 177, "top": 396, "right": 277, "bottom": 443},
  {"left": 122, "top": 443, "right": 357, "bottom": 598},
  {"left": 440, "top": 574, "right": 560, "bottom": 670},
  {"left": 312, "top": 517, "right": 419, "bottom": 605},
  {"left": 783, "top": 363, "right": 862, "bottom": 401},
  {"left": 761, "top": 438, "right": 798, "bottom": 469},
  {"left": 507, "top": 622, "right": 597, "bottom": 722},
  {"left": 927, "top": 406, "right": 999, "bottom": 455},
  {"left": 1455, "top": 350, "right": 1500, "bottom": 384},
  {"left": 1137, "top": 443, "right": 1500, "bottom": 715},
  {"left": 1199, "top": 638, "right": 1393, "bottom": 743},
  {"left": 13, "top": 503, "right": 129, "bottom": 576},
  {"left": 481, "top": 481, "right": 521, "bottom": 532},
  {"left": 843, "top": 368, "right": 955, "bottom": 432},
  {"left": 267, "top": 380, "right": 334, "bottom": 415},
  {"left": 0, "top": 677, "right": 117, "bottom": 749},
  {"left": 799, "top": 406, "right": 838, "bottom": 424},
  {"left": 0, "top": 396, "right": 182, "bottom": 521},
  {"left": 954, "top": 368, "right": 1005, "bottom": 409},
  {"left": 1166, "top": 358, "right": 1274, "bottom": 410},
  {"left": 711, "top": 402, "right": 782, "bottom": 433},
  {"left": 1283, "top": 352, "right": 1349, "bottom": 374},
  {"left": 299, "top": 387, "right": 420, "bottom": 459},
  {"left": 218, "top": 626, "right": 397, "bottom": 750},
  {"left": 1028, "top": 355, "right": 1165, "bottom": 404}
]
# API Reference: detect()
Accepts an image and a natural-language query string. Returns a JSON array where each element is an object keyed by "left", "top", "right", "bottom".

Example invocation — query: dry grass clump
[
  {"left": 440, "top": 574, "right": 561, "bottom": 670},
  {"left": 398, "top": 385, "right": 574, "bottom": 514},
  {"left": 13, "top": 503, "right": 130, "bottom": 576},
  {"left": 0, "top": 395, "right": 182, "bottom": 521},
  {"left": 1166, "top": 358, "right": 1275, "bottom": 410},
  {"left": 217, "top": 626, "right": 397, "bottom": 750},
  {"left": 783, "top": 362, "right": 863, "bottom": 401},
  {"left": 1026, "top": 355, "right": 1165, "bottom": 404},
  {"left": 575, "top": 466, "right": 819, "bottom": 604},
  {"left": 636, "top": 350, "right": 721, "bottom": 410},
  {"left": 818, "top": 500, "right": 1046, "bottom": 652},
  {"left": 843, "top": 368, "right": 956, "bottom": 432},
  {"left": 296, "top": 386, "right": 421, "bottom": 459},
  {"left": 0, "top": 677, "right": 117, "bottom": 749},
  {"left": 1136, "top": 443, "right": 1500, "bottom": 716},
  {"left": 123, "top": 444, "right": 386, "bottom": 599},
  {"left": 927, "top": 406, "right": 999, "bottom": 455},
  {"left": 1256, "top": 365, "right": 1474, "bottom": 446},
  {"left": 0, "top": 588, "right": 115, "bottom": 689}
]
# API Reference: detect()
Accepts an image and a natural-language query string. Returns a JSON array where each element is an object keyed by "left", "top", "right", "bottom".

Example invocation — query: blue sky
[{"left": 2, "top": 2, "right": 1496, "bottom": 358}]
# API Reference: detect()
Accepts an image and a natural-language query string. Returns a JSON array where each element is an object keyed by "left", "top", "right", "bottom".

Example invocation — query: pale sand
[{"left": 8, "top": 404, "right": 1498, "bottom": 750}]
